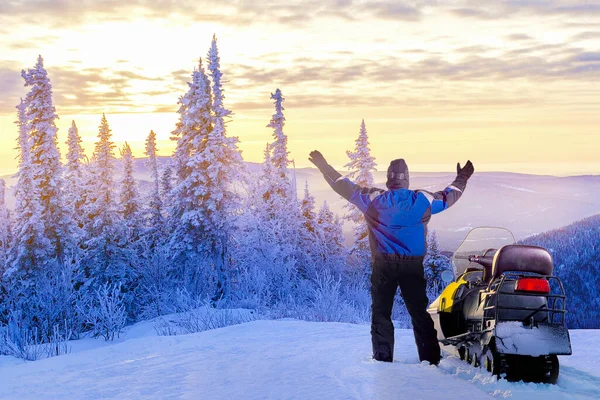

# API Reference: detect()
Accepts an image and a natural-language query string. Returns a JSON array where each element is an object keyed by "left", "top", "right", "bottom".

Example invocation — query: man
[{"left": 308, "top": 151, "right": 474, "bottom": 365}]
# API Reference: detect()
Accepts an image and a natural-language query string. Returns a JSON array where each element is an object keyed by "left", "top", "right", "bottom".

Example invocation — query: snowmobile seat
[{"left": 491, "top": 245, "right": 554, "bottom": 280}]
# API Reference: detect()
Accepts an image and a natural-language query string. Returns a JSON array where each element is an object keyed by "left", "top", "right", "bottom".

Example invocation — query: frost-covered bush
[
  {"left": 133, "top": 245, "right": 178, "bottom": 320},
  {"left": 81, "top": 283, "right": 126, "bottom": 341},
  {"left": 228, "top": 263, "right": 271, "bottom": 310},
  {"left": 45, "top": 322, "right": 72, "bottom": 358},
  {"left": 0, "top": 318, "right": 45, "bottom": 361},
  {"left": 0, "top": 261, "right": 81, "bottom": 344},
  {"left": 154, "top": 307, "right": 257, "bottom": 336},
  {"left": 0, "top": 314, "right": 71, "bottom": 361},
  {"left": 340, "top": 272, "right": 372, "bottom": 323},
  {"left": 305, "top": 272, "right": 360, "bottom": 323}
]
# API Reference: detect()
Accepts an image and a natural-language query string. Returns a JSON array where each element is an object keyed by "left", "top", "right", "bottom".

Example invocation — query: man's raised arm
[
  {"left": 309, "top": 150, "right": 383, "bottom": 213},
  {"left": 418, "top": 161, "right": 474, "bottom": 215}
]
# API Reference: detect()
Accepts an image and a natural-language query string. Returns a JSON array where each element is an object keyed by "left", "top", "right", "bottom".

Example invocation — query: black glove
[
  {"left": 309, "top": 150, "right": 328, "bottom": 171},
  {"left": 309, "top": 150, "right": 342, "bottom": 183},
  {"left": 453, "top": 160, "right": 474, "bottom": 191},
  {"left": 457, "top": 160, "right": 474, "bottom": 179}
]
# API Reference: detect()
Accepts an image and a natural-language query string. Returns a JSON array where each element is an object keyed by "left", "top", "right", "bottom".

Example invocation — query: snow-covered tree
[
  {"left": 296, "top": 180, "right": 322, "bottom": 279},
  {"left": 144, "top": 130, "right": 164, "bottom": 244},
  {"left": 64, "top": 120, "right": 87, "bottom": 231},
  {"left": 21, "top": 55, "right": 70, "bottom": 262},
  {"left": 82, "top": 114, "right": 129, "bottom": 285},
  {"left": 344, "top": 119, "right": 376, "bottom": 264},
  {"left": 0, "top": 180, "right": 12, "bottom": 273},
  {"left": 203, "top": 35, "right": 245, "bottom": 302},
  {"left": 160, "top": 163, "right": 173, "bottom": 217},
  {"left": 5, "top": 100, "right": 50, "bottom": 278},
  {"left": 119, "top": 142, "right": 142, "bottom": 241},
  {"left": 423, "top": 230, "right": 451, "bottom": 295},
  {"left": 268, "top": 89, "right": 289, "bottom": 175},
  {"left": 265, "top": 88, "right": 295, "bottom": 199},
  {"left": 300, "top": 180, "right": 317, "bottom": 234},
  {"left": 316, "top": 201, "right": 346, "bottom": 272},
  {"left": 169, "top": 58, "right": 213, "bottom": 260}
]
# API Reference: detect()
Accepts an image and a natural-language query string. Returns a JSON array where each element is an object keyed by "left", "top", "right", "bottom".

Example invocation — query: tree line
[{"left": 0, "top": 36, "right": 451, "bottom": 358}]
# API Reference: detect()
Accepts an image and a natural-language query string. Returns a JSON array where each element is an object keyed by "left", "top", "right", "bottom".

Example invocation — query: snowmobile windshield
[{"left": 452, "top": 227, "right": 516, "bottom": 278}]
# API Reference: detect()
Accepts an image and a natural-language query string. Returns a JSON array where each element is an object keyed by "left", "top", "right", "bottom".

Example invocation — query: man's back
[
  {"left": 364, "top": 188, "right": 432, "bottom": 257},
  {"left": 329, "top": 177, "right": 466, "bottom": 258}
]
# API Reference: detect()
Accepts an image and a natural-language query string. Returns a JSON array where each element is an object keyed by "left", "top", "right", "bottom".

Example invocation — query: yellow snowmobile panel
[{"left": 438, "top": 275, "right": 468, "bottom": 313}]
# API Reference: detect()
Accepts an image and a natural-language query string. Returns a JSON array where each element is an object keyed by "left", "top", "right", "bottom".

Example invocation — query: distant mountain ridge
[{"left": 3, "top": 159, "right": 600, "bottom": 250}]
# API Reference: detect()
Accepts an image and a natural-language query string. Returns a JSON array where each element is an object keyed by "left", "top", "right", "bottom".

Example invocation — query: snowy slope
[{"left": 1, "top": 319, "right": 599, "bottom": 400}]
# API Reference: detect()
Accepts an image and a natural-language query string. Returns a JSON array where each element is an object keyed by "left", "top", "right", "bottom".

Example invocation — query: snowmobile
[{"left": 427, "top": 227, "right": 572, "bottom": 383}]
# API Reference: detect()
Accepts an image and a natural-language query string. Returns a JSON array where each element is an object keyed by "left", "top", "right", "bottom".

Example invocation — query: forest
[
  {"left": 0, "top": 36, "right": 451, "bottom": 360},
  {"left": 521, "top": 214, "right": 600, "bottom": 329}
]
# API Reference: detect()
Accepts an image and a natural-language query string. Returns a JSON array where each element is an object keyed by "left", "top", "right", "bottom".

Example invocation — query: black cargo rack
[{"left": 481, "top": 272, "right": 567, "bottom": 327}]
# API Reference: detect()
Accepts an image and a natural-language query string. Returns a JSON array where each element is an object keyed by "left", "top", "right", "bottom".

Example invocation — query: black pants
[{"left": 370, "top": 255, "right": 441, "bottom": 364}]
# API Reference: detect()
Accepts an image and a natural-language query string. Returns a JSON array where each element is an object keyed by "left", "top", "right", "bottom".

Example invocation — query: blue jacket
[{"left": 320, "top": 166, "right": 465, "bottom": 258}]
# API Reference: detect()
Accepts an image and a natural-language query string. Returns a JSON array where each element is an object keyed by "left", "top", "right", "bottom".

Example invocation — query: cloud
[
  {"left": 571, "top": 52, "right": 600, "bottom": 62},
  {"left": 449, "top": 8, "right": 494, "bottom": 19},
  {"left": 2, "top": 0, "right": 598, "bottom": 32},
  {"left": 1, "top": 39, "right": 597, "bottom": 116},
  {"left": 572, "top": 31, "right": 600, "bottom": 41},
  {"left": 230, "top": 45, "right": 600, "bottom": 89},
  {"left": 0, "top": 61, "right": 182, "bottom": 115},
  {"left": 506, "top": 33, "right": 533, "bottom": 42},
  {"left": 358, "top": 1, "right": 422, "bottom": 21},
  {"left": 0, "top": 0, "right": 428, "bottom": 28},
  {"left": 448, "top": 0, "right": 600, "bottom": 20},
  {"left": 0, "top": 64, "right": 25, "bottom": 115}
]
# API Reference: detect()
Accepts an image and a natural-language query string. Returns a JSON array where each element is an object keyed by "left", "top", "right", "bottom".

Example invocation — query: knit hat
[{"left": 386, "top": 159, "right": 409, "bottom": 189}]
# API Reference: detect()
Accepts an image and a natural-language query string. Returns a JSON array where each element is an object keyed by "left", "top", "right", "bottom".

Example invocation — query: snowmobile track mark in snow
[{"left": 557, "top": 366, "right": 600, "bottom": 399}]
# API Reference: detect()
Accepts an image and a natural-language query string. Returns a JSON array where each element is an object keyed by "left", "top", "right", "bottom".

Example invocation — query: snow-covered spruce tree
[
  {"left": 144, "top": 130, "right": 164, "bottom": 244},
  {"left": 160, "top": 163, "right": 173, "bottom": 220},
  {"left": 264, "top": 88, "right": 296, "bottom": 202},
  {"left": 300, "top": 180, "right": 317, "bottom": 234},
  {"left": 119, "top": 142, "right": 142, "bottom": 242},
  {"left": 344, "top": 119, "right": 376, "bottom": 268},
  {"left": 262, "top": 89, "right": 309, "bottom": 278},
  {"left": 268, "top": 89, "right": 289, "bottom": 177},
  {"left": 0, "top": 180, "right": 12, "bottom": 274},
  {"left": 64, "top": 120, "right": 87, "bottom": 233},
  {"left": 5, "top": 100, "right": 50, "bottom": 278},
  {"left": 316, "top": 201, "right": 347, "bottom": 273},
  {"left": 21, "top": 55, "right": 71, "bottom": 263},
  {"left": 168, "top": 59, "right": 213, "bottom": 264},
  {"left": 203, "top": 36, "right": 245, "bottom": 303},
  {"left": 297, "top": 180, "right": 320, "bottom": 277},
  {"left": 2, "top": 101, "right": 52, "bottom": 339},
  {"left": 82, "top": 114, "right": 130, "bottom": 287},
  {"left": 423, "top": 230, "right": 451, "bottom": 296}
]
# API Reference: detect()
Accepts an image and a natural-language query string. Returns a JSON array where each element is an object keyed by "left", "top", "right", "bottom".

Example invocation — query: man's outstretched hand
[
  {"left": 309, "top": 150, "right": 328, "bottom": 170},
  {"left": 457, "top": 160, "right": 474, "bottom": 179}
]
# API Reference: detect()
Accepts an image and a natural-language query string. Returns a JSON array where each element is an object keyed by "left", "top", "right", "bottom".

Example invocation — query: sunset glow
[{"left": 1, "top": 1, "right": 599, "bottom": 175}]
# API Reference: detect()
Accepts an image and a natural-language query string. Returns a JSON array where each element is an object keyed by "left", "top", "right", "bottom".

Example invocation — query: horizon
[{"left": 2, "top": 157, "right": 600, "bottom": 179}]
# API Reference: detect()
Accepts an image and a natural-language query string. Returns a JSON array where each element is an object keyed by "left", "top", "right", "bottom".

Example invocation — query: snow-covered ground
[{"left": 1, "top": 317, "right": 599, "bottom": 400}]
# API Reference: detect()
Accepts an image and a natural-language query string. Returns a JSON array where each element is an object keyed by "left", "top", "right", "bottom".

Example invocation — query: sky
[{"left": 0, "top": 0, "right": 599, "bottom": 176}]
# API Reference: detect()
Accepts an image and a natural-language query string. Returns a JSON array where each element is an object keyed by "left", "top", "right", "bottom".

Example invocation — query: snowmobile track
[
  {"left": 556, "top": 366, "right": 600, "bottom": 399},
  {"left": 437, "top": 352, "right": 600, "bottom": 400}
]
